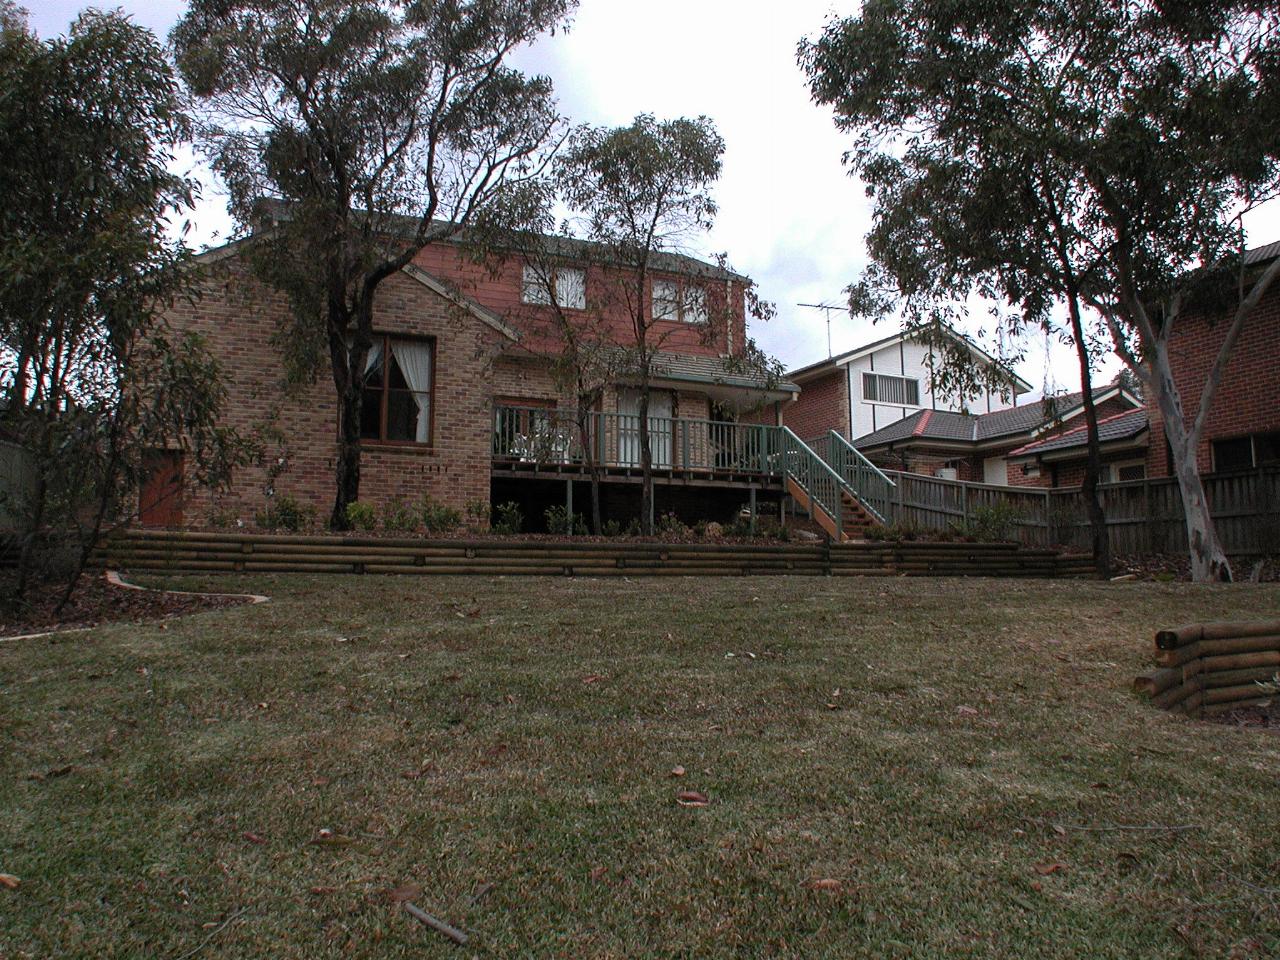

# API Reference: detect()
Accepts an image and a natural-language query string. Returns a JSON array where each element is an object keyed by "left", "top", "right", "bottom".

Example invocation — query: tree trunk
[
  {"left": 1150, "top": 343, "right": 1232, "bottom": 582},
  {"left": 638, "top": 380, "right": 654, "bottom": 534},
  {"left": 576, "top": 397, "right": 603, "bottom": 535},
  {"left": 1064, "top": 291, "right": 1110, "bottom": 577},
  {"left": 329, "top": 319, "right": 369, "bottom": 531}
]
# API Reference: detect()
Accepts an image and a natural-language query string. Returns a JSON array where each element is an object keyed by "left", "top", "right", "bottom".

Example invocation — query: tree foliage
[
  {"left": 801, "top": 0, "right": 1280, "bottom": 580},
  {"left": 0, "top": 11, "right": 248, "bottom": 607},
  {"left": 173, "top": 0, "right": 575, "bottom": 528}
]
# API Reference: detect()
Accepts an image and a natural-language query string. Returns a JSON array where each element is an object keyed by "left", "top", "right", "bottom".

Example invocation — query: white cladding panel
[{"left": 848, "top": 337, "right": 1015, "bottom": 441}]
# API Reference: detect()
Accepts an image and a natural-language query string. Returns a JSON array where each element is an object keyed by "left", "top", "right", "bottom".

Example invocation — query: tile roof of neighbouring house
[
  {"left": 853, "top": 386, "right": 1125, "bottom": 449},
  {"left": 1245, "top": 240, "right": 1280, "bottom": 265},
  {"left": 1008, "top": 408, "right": 1150, "bottom": 458}
]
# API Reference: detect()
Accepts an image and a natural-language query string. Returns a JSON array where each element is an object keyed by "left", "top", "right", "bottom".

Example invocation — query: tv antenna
[{"left": 797, "top": 301, "right": 845, "bottom": 358}]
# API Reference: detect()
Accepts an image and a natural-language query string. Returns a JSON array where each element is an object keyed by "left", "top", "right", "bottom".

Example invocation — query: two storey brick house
[{"left": 149, "top": 220, "right": 798, "bottom": 530}]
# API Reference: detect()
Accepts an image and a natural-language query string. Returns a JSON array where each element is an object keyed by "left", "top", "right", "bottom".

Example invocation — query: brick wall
[
  {"left": 173, "top": 258, "right": 507, "bottom": 528},
  {"left": 780, "top": 369, "right": 849, "bottom": 442},
  {"left": 1146, "top": 281, "right": 1280, "bottom": 477}
]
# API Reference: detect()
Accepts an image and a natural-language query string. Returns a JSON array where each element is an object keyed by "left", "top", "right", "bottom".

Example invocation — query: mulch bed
[
  {"left": 1206, "top": 699, "right": 1280, "bottom": 733},
  {"left": 0, "top": 572, "right": 250, "bottom": 637},
  {"left": 1113, "top": 554, "right": 1279, "bottom": 583}
]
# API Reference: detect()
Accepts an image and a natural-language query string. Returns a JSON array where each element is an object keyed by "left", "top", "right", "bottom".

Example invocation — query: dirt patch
[
  {"left": 1114, "top": 554, "right": 1279, "bottom": 583},
  {"left": 1206, "top": 699, "right": 1280, "bottom": 733},
  {"left": 0, "top": 572, "right": 251, "bottom": 637}
]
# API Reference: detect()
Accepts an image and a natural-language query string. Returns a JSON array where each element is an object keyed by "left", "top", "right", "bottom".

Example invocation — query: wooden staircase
[{"left": 786, "top": 477, "right": 883, "bottom": 542}]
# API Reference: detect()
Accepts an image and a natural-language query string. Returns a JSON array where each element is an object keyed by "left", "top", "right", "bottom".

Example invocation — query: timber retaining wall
[
  {"left": 98, "top": 530, "right": 1093, "bottom": 579},
  {"left": 1134, "top": 620, "right": 1280, "bottom": 718}
]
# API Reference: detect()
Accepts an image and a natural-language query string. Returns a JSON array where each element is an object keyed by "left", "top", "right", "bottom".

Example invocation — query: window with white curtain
[
  {"left": 521, "top": 265, "right": 586, "bottom": 309},
  {"left": 358, "top": 336, "right": 433, "bottom": 443},
  {"left": 652, "top": 277, "right": 707, "bottom": 323}
]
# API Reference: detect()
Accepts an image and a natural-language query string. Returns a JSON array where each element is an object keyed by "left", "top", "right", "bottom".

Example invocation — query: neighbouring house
[
  {"left": 150, "top": 213, "right": 799, "bottom": 531},
  {"left": 852, "top": 383, "right": 1143, "bottom": 485},
  {"left": 1005, "top": 406, "right": 1151, "bottom": 486},
  {"left": 1143, "top": 241, "right": 1280, "bottom": 479},
  {"left": 779, "top": 327, "right": 1033, "bottom": 447}
]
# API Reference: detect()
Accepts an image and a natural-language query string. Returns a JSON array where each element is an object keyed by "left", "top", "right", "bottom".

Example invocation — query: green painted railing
[
  {"left": 810, "top": 430, "right": 896, "bottom": 524},
  {"left": 492, "top": 405, "right": 783, "bottom": 474},
  {"left": 780, "top": 427, "right": 851, "bottom": 538}
]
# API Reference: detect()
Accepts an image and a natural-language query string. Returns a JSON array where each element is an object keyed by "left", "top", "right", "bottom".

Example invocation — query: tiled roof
[
  {"left": 1009, "top": 408, "right": 1149, "bottom": 457},
  {"left": 853, "top": 386, "right": 1122, "bottom": 448}
]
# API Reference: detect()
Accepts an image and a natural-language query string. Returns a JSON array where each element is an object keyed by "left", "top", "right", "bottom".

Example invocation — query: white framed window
[
  {"left": 1023, "top": 463, "right": 1041, "bottom": 478},
  {"left": 652, "top": 278, "right": 707, "bottom": 323},
  {"left": 1110, "top": 460, "right": 1147, "bottom": 483},
  {"left": 521, "top": 265, "right": 586, "bottom": 309},
  {"left": 863, "top": 372, "right": 920, "bottom": 406}
]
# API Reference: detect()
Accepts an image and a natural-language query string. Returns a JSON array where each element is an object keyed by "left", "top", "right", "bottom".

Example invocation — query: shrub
[
  {"left": 492, "top": 501, "right": 523, "bottom": 535},
  {"left": 623, "top": 518, "right": 642, "bottom": 537},
  {"left": 464, "top": 498, "right": 490, "bottom": 524},
  {"left": 657, "top": 511, "right": 688, "bottom": 536},
  {"left": 205, "top": 505, "right": 238, "bottom": 529},
  {"left": 420, "top": 495, "right": 462, "bottom": 534},
  {"left": 255, "top": 494, "right": 312, "bottom": 532},
  {"left": 382, "top": 499, "right": 419, "bottom": 533},
  {"left": 545, "top": 505, "right": 588, "bottom": 535},
  {"left": 601, "top": 519, "right": 623, "bottom": 537},
  {"left": 952, "top": 502, "right": 1022, "bottom": 543},
  {"left": 345, "top": 501, "right": 376, "bottom": 531}
]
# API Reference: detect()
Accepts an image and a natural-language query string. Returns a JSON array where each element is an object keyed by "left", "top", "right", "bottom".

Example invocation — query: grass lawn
[{"left": 2, "top": 574, "right": 1279, "bottom": 958}]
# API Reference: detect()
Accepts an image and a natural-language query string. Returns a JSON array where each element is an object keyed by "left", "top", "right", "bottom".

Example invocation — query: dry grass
[{"left": 2, "top": 574, "right": 1279, "bottom": 958}]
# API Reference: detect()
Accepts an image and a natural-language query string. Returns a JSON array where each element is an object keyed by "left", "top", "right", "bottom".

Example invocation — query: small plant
[
  {"left": 255, "top": 494, "right": 312, "bottom": 532},
  {"left": 492, "top": 501, "right": 523, "bottom": 535},
  {"left": 545, "top": 505, "right": 588, "bottom": 535},
  {"left": 601, "top": 519, "right": 623, "bottom": 537},
  {"left": 623, "top": 518, "right": 642, "bottom": 537},
  {"left": 382, "top": 499, "right": 419, "bottom": 533},
  {"left": 951, "top": 502, "right": 1022, "bottom": 543},
  {"left": 345, "top": 500, "right": 377, "bottom": 531},
  {"left": 420, "top": 495, "right": 462, "bottom": 533},
  {"left": 465, "top": 498, "right": 490, "bottom": 524},
  {"left": 205, "top": 505, "right": 238, "bottom": 529},
  {"left": 657, "top": 511, "right": 688, "bottom": 536}
]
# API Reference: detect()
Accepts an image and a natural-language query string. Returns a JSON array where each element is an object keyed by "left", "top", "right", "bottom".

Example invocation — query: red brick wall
[
  {"left": 779, "top": 369, "right": 849, "bottom": 442},
  {"left": 172, "top": 257, "right": 507, "bottom": 528},
  {"left": 1146, "top": 281, "right": 1280, "bottom": 477}
]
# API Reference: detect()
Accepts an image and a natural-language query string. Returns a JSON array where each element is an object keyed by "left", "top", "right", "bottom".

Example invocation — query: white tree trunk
[{"left": 1149, "top": 344, "right": 1232, "bottom": 582}]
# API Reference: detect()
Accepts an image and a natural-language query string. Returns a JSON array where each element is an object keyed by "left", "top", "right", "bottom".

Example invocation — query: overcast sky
[{"left": 30, "top": 0, "right": 1280, "bottom": 397}]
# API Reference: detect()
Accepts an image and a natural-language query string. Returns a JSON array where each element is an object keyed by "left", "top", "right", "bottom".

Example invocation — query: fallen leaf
[
  {"left": 957, "top": 705, "right": 979, "bottom": 716},
  {"left": 670, "top": 766, "right": 686, "bottom": 777},
  {"left": 401, "top": 769, "right": 424, "bottom": 780},
  {"left": 388, "top": 884, "right": 421, "bottom": 903},
  {"left": 0, "top": 874, "right": 19, "bottom": 890},
  {"left": 581, "top": 674, "right": 607, "bottom": 684},
  {"left": 310, "top": 885, "right": 338, "bottom": 895},
  {"left": 1034, "top": 862, "right": 1067, "bottom": 876},
  {"left": 1052, "top": 824, "right": 1068, "bottom": 837},
  {"left": 807, "top": 878, "right": 841, "bottom": 891},
  {"left": 589, "top": 866, "right": 608, "bottom": 881},
  {"left": 676, "top": 790, "right": 709, "bottom": 807},
  {"left": 242, "top": 832, "right": 267, "bottom": 845}
]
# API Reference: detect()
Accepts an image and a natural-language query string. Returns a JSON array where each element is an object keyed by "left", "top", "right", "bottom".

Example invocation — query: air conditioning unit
[{"left": 936, "top": 467, "right": 958, "bottom": 481}]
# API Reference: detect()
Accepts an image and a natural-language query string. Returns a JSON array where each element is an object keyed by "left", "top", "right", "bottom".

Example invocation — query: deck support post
[
  {"left": 749, "top": 485, "right": 757, "bottom": 535},
  {"left": 566, "top": 478, "right": 573, "bottom": 529}
]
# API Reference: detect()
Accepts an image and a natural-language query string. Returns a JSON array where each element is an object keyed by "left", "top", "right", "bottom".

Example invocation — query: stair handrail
[
  {"left": 823, "top": 430, "right": 896, "bottom": 525},
  {"left": 779, "top": 427, "right": 852, "bottom": 540}
]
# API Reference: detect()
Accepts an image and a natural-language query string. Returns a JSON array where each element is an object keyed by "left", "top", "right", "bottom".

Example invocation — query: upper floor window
[
  {"left": 1213, "top": 431, "right": 1280, "bottom": 472},
  {"left": 522, "top": 265, "right": 586, "bottom": 310},
  {"left": 653, "top": 278, "right": 707, "bottom": 324},
  {"left": 863, "top": 372, "right": 920, "bottom": 406},
  {"left": 359, "top": 335, "right": 433, "bottom": 444}
]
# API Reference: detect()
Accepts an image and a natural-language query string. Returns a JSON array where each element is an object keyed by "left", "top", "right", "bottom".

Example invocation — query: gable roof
[
  {"left": 1008, "top": 408, "right": 1150, "bottom": 459},
  {"left": 786, "top": 325, "right": 1034, "bottom": 394},
  {"left": 853, "top": 384, "right": 1138, "bottom": 450},
  {"left": 401, "top": 264, "right": 521, "bottom": 341}
]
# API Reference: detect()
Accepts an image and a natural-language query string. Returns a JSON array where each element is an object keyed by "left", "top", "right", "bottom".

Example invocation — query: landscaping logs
[{"left": 1135, "top": 620, "right": 1280, "bottom": 718}]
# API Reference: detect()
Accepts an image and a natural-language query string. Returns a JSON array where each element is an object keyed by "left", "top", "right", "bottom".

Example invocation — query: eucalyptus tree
[
  {"left": 802, "top": 0, "right": 1280, "bottom": 581},
  {"left": 554, "top": 114, "right": 727, "bottom": 533},
  {"left": 0, "top": 11, "right": 246, "bottom": 607},
  {"left": 173, "top": 0, "right": 575, "bottom": 528}
]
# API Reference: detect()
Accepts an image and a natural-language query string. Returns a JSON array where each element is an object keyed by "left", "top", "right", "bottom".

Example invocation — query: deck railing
[
  {"left": 780, "top": 427, "right": 849, "bottom": 534},
  {"left": 809, "top": 430, "right": 896, "bottom": 524},
  {"left": 492, "top": 405, "right": 783, "bottom": 475}
]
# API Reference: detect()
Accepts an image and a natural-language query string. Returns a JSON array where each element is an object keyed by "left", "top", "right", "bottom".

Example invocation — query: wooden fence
[
  {"left": 98, "top": 529, "right": 1092, "bottom": 579},
  {"left": 878, "top": 467, "right": 1280, "bottom": 557}
]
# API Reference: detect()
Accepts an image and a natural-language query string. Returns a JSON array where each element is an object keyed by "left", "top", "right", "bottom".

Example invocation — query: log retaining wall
[
  {"left": 1134, "top": 620, "right": 1280, "bottom": 718},
  {"left": 98, "top": 530, "right": 1093, "bottom": 579}
]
